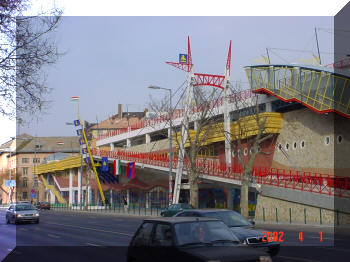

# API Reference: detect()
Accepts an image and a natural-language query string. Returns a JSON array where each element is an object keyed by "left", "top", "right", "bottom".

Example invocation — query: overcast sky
[{"left": 0, "top": 0, "right": 347, "bottom": 144}]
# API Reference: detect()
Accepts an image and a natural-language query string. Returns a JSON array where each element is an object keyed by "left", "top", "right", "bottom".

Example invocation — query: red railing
[
  {"left": 97, "top": 90, "right": 253, "bottom": 141},
  {"left": 91, "top": 148, "right": 350, "bottom": 199}
]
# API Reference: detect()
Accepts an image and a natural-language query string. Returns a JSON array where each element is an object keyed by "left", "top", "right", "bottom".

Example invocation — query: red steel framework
[
  {"left": 97, "top": 90, "right": 253, "bottom": 141},
  {"left": 91, "top": 148, "right": 350, "bottom": 199},
  {"left": 166, "top": 37, "right": 232, "bottom": 89}
]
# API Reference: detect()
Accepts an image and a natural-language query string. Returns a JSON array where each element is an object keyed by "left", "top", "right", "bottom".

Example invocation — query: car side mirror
[{"left": 249, "top": 220, "right": 255, "bottom": 226}]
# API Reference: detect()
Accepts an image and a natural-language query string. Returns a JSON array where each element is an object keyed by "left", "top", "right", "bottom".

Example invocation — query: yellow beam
[
  {"left": 35, "top": 155, "right": 83, "bottom": 175},
  {"left": 173, "top": 112, "right": 283, "bottom": 147}
]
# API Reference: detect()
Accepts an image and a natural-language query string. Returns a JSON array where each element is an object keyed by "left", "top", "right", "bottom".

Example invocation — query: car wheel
[
  {"left": 6, "top": 217, "right": 10, "bottom": 224},
  {"left": 35, "top": 219, "right": 39, "bottom": 224}
]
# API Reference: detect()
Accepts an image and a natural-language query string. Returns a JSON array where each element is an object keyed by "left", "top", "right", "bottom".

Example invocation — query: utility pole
[
  {"left": 315, "top": 27, "right": 322, "bottom": 65},
  {"left": 148, "top": 86, "right": 174, "bottom": 206}
]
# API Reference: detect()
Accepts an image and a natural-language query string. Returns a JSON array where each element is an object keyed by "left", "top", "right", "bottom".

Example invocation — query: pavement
[{"left": 0, "top": 209, "right": 349, "bottom": 262}]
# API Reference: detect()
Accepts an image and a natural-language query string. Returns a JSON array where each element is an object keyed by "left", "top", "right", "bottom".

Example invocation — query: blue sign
[
  {"left": 101, "top": 157, "right": 109, "bottom": 172},
  {"left": 82, "top": 148, "right": 88, "bottom": 154},
  {"left": 79, "top": 137, "right": 86, "bottom": 145},
  {"left": 30, "top": 193, "right": 37, "bottom": 198},
  {"left": 74, "top": 120, "right": 80, "bottom": 126},
  {"left": 4, "top": 180, "right": 16, "bottom": 187},
  {"left": 179, "top": 54, "right": 188, "bottom": 64},
  {"left": 76, "top": 129, "right": 83, "bottom": 136}
]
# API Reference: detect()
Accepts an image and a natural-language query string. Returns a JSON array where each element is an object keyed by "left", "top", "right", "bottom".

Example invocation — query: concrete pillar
[
  {"left": 50, "top": 190, "right": 56, "bottom": 204},
  {"left": 194, "top": 121, "right": 199, "bottom": 131},
  {"left": 69, "top": 169, "right": 73, "bottom": 205},
  {"left": 145, "top": 192, "right": 149, "bottom": 208},
  {"left": 145, "top": 133, "right": 151, "bottom": 144},
  {"left": 110, "top": 189, "right": 113, "bottom": 204},
  {"left": 226, "top": 188, "right": 233, "bottom": 210},
  {"left": 126, "top": 139, "right": 131, "bottom": 148},
  {"left": 87, "top": 186, "right": 92, "bottom": 205},
  {"left": 77, "top": 168, "right": 82, "bottom": 205},
  {"left": 266, "top": 102, "right": 272, "bottom": 112},
  {"left": 127, "top": 189, "right": 130, "bottom": 207},
  {"left": 224, "top": 83, "right": 232, "bottom": 167},
  {"left": 110, "top": 143, "right": 115, "bottom": 151}
]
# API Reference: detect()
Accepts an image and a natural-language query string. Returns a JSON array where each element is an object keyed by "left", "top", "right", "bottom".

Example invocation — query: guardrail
[
  {"left": 92, "top": 148, "right": 350, "bottom": 199},
  {"left": 97, "top": 90, "right": 253, "bottom": 141},
  {"left": 50, "top": 203, "right": 165, "bottom": 217}
]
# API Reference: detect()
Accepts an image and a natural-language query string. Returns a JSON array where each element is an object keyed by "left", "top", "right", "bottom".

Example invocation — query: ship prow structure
[{"left": 245, "top": 63, "right": 350, "bottom": 119}]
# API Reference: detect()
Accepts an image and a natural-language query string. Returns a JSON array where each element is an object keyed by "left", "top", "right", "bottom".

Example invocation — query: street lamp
[{"left": 148, "top": 85, "right": 173, "bottom": 206}]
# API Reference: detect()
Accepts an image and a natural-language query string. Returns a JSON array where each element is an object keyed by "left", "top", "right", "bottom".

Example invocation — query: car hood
[
  {"left": 229, "top": 226, "right": 264, "bottom": 241},
  {"left": 181, "top": 245, "right": 267, "bottom": 262}
]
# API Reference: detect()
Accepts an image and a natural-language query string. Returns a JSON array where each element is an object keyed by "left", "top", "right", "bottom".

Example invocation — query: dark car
[
  {"left": 5, "top": 204, "right": 40, "bottom": 224},
  {"left": 127, "top": 217, "right": 272, "bottom": 262},
  {"left": 175, "top": 209, "right": 280, "bottom": 257},
  {"left": 160, "top": 203, "right": 195, "bottom": 217},
  {"left": 36, "top": 201, "right": 50, "bottom": 210}
]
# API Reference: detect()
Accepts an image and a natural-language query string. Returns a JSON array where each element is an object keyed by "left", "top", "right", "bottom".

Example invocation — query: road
[{"left": 0, "top": 209, "right": 349, "bottom": 262}]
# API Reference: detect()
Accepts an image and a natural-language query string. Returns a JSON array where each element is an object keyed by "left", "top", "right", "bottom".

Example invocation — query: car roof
[
  {"left": 180, "top": 209, "right": 235, "bottom": 213},
  {"left": 143, "top": 217, "right": 219, "bottom": 224}
]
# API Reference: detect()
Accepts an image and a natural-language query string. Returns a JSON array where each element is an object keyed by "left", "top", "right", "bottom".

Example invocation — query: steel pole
[{"left": 169, "top": 89, "right": 173, "bottom": 206}]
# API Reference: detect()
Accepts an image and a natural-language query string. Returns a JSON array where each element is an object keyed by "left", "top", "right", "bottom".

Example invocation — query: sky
[{"left": 0, "top": 0, "right": 347, "bottom": 144}]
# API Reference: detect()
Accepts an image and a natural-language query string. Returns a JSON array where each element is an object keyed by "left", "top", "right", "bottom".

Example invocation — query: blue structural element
[{"left": 97, "top": 166, "right": 119, "bottom": 184}]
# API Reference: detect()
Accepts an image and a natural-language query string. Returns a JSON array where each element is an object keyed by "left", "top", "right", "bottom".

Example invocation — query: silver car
[{"left": 6, "top": 204, "right": 40, "bottom": 224}]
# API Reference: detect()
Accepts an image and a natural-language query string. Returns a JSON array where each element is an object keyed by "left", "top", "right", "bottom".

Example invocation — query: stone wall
[
  {"left": 255, "top": 194, "right": 350, "bottom": 225},
  {"left": 128, "top": 139, "right": 170, "bottom": 153}
]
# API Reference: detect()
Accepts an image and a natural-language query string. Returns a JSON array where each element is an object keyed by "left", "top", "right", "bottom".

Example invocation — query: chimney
[{"left": 118, "top": 104, "right": 122, "bottom": 119}]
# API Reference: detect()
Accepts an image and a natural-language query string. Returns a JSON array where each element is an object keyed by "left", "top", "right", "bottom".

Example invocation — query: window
[
  {"left": 22, "top": 158, "right": 29, "bottom": 164},
  {"left": 325, "top": 136, "right": 330, "bottom": 145},
  {"left": 293, "top": 142, "right": 297, "bottom": 149},
  {"left": 132, "top": 222, "right": 154, "bottom": 246},
  {"left": 244, "top": 148, "right": 248, "bottom": 156},
  {"left": 337, "top": 135, "right": 343, "bottom": 144},
  {"left": 285, "top": 143, "right": 289, "bottom": 150},
  {"left": 152, "top": 224, "right": 173, "bottom": 246},
  {"left": 278, "top": 144, "right": 282, "bottom": 151},
  {"left": 23, "top": 178, "right": 27, "bottom": 187},
  {"left": 300, "top": 141, "right": 305, "bottom": 148},
  {"left": 232, "top": 150, "right": 235, "bottom": 158},
  {"left": 33, "top": 179, "right": 38, "bottom": 188},
  {"left": 33, "top": 158, "right": 40, "bottom": 163},
  {"left": 22, "top": 167, "right": 28, "bottom": 176},
  {"left": 22, "top": 192, "right": 27, "bottom": 199},
  {"left": 257, "top": 146, "right": 261, "bottom": 152}
]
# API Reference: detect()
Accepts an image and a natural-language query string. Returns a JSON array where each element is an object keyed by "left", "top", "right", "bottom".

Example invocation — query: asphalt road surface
[{"left": 0, "top": 209, "right": 349, "bottom": 262}]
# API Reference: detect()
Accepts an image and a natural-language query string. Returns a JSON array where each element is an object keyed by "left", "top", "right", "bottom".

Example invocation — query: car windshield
[
  {"left": 202, "top": 211, "right": 251, "bottom": 227},
  {"left": 180, "top": 203, "right": 194, "bottom": 209},
  {"left": 174, "top": 221, "right": 239, "bottom": 246},
  {"left": 15, "top": 205, "right": 36, "bottom": 211}
]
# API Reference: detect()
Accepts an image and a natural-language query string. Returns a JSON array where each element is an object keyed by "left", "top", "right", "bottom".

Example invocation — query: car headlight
[
  {"left": 241, "top": 239, "right": 248, "bottom": 245},
  {"left": 259, "top": 256, "right": 272, "bottom": 262},
  {"left": 16, "top": 214, "right": 22, "bottom": 217},
  {"left": 34, "top": 213, "right": 39, "bottom": 217}
]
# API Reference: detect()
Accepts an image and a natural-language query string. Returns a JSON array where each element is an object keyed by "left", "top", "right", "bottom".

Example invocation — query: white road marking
[
  {"left": 47, "top": 234, "right": 60, "bottom": 238},
  {"left": 43, "top": 222, "right": 133, "bottom": 237},
  {"left": 277, "top": 255, "right": 320, "bottom": 262}
]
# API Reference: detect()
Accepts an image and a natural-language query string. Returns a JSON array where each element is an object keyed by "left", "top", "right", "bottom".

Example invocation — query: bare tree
[
  {"left": 225, "top": 83, "right": 277, "bottom": 218},
  {"left": 0, "top": 0, "right": 63, "bottom": 121},
  {"left": 149, "top": 83, "right": 224, "bottom": 208}
]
